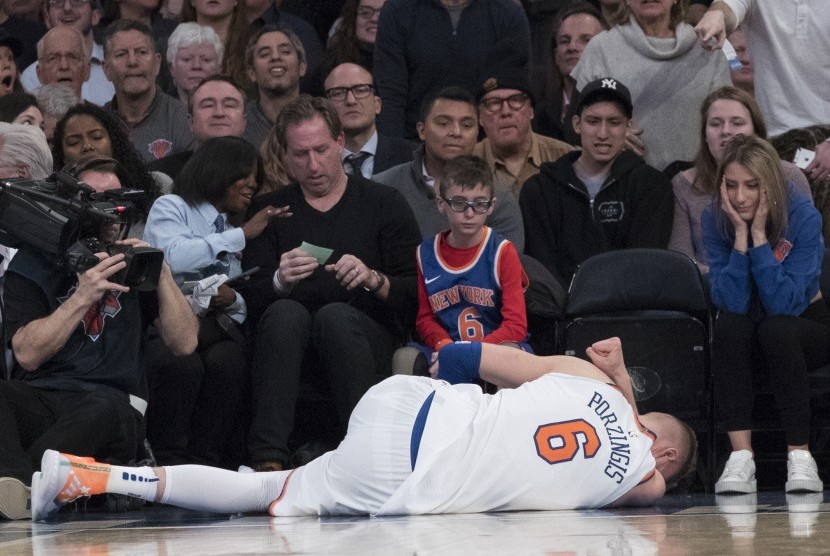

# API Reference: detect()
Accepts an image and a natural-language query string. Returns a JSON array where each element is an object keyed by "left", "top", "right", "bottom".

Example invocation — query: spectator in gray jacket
[{"left": 374, "top": 86, "right": 525, "bottom": 251}]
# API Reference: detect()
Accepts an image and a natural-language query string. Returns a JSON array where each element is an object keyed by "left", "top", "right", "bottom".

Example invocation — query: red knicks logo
[
  {"left": 148, "top": 139, "right": 173, "bottom": 159},
  {"left": 82, "top": 292, "right": 123, "bottom": 340},
  {"left": 59, "top": 287, "right": 123, "bottom": 341}
]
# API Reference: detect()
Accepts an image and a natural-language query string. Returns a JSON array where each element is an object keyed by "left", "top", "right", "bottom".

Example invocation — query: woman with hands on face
[
  {"left": 667, "top": 87, "right": 811, "bottom": 274},
  {"left": 702, "top": 135, "right": 830, "bottom": 496},
  {"left": 141, "top": 136, "right": 291, "bottom": 469}
]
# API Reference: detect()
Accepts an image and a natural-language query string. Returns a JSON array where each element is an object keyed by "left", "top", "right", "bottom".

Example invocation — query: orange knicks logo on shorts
[{"left": 534, "top": 419, "right": 601, "bottom": 465}]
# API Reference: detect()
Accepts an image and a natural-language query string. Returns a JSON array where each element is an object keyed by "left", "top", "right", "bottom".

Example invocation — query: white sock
[
  {"left": 105, "top": 465, "right": 162, "bottom": 501},
  {"left": 161, "top": 465, "right": 291, "bottom": 514}
]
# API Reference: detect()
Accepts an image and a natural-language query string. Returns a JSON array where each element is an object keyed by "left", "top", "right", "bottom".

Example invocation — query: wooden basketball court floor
[{"left": 1, "top": 491, "right": 828, "bottom": 555}]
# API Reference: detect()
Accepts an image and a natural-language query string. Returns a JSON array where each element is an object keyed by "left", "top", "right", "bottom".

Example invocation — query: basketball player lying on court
[{"left": 31, "top": 337, "right": 697, "bottom": 521}]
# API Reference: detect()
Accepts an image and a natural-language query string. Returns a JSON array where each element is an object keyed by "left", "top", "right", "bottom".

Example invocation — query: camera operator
[{"left": 0, "top": 175, "right": 198, "bottom": 519}]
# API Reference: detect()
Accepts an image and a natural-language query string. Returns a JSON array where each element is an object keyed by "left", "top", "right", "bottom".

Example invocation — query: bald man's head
[
  {"left": 323, "top": 63, "right": 380, "bottom": 139},
  {"left": 36, "top": 26, "right": 90, "bottom": 97}
]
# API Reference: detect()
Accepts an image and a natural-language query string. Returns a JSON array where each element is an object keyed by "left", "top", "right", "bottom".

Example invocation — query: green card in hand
[{"left": 300, "top": 241, "right": 333, "bottom": 265}]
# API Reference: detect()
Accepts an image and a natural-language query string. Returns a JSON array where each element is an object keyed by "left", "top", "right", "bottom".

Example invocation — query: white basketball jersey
[{"left": 378, "top": 373, "right": 656, "bottom": 515}]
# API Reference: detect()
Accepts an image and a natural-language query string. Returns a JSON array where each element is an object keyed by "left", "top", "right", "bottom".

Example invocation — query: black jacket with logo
[{"left": 519, "top": 150, "right": 674, "bottom": 288}]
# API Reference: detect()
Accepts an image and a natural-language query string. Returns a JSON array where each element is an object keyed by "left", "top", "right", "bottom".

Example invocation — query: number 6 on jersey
[{"left": 534, "top": 419, "right": 601, "bottom": 464}]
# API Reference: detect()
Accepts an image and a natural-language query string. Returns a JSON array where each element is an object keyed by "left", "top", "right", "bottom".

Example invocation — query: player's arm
[
  {"left": 606, "top": 470, "right": 666, "bottom": 508},
  {"left": 436, "top": 342, "right": 607, "bottom": 388},
  {"left": 585, "top": 337, "right": 639, "bottom": 418}
]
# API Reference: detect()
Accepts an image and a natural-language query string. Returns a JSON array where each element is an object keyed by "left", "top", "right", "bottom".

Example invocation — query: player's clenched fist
[{"left": 586, "top": 337, "right": 626, "bottom": 381}]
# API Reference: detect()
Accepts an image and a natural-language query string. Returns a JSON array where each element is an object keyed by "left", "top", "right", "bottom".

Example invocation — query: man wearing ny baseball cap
[{"left": 519, "top": 77, "right": 674, "bottom": 288}]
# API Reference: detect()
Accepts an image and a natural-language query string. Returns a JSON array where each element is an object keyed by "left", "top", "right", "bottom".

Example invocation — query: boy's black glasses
[{"left": 441, "top": 197, "right": 493, "bottom": 214}]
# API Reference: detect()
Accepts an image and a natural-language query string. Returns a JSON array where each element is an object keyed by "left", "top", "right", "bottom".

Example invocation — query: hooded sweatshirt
[
  {"left": 703, "top": 185, "right": 823, "bottom": 320},
  {"left": 571, "top": 16, "right": 732, "bottom": 171},
  {"left": 520, "top": 150, "right": 674, "bottom": 287}
]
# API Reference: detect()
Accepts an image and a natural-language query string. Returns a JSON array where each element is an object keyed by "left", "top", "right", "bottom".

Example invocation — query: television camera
[{"left": 0, "top": 172, "right": 163, "bottom": 291}]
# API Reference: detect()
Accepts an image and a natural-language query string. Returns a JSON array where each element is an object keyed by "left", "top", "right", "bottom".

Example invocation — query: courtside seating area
[{"left": 528, "top": 248, "right": 830, "bottom": 491}]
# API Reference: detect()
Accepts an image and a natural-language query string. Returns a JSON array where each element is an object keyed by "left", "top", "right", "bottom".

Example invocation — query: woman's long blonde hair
[{"left": 713, "top": 135, "right": 788, "bottom": 245}]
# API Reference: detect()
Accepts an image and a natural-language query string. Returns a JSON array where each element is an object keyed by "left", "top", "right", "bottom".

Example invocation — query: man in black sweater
[{"left": 242, "top": 95, "right": 421, "bottom": 472}]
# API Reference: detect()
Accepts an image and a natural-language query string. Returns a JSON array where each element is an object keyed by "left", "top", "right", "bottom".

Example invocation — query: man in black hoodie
[{"left": 519, "top": 77, "right": 674, "bottom": 289}]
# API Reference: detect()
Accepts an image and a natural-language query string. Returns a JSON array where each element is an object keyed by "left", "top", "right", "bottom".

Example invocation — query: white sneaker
[
  {"left": 0, "top": 477, "right": 31, "bottom": 520},
  {"left": 715, "top": 450, "right": 757, "bottom": 494},
  {"left": 785, "top": 450, "right": 823, "bottom": 493}
]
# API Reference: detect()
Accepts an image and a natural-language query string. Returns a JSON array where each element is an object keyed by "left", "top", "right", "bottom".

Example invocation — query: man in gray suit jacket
[{"left": 374, "top": 86, "right": 524, "bottom": 251}]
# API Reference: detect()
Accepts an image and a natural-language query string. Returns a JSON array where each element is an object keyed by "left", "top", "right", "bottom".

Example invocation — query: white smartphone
[{"left": 794, "top": 147, "right": 816, "bottom": 170}]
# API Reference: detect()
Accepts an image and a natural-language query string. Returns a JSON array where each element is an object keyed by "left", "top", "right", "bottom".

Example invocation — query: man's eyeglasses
[
  {"left": 357, "top": 6, "right": 382, "bottom": 19},
  {"left": 326, "top": 84, "right": 374, "bottom": 102},
  {"left": 46, "top": 0, "right": 90, "bottom": 9},
  {"left": 441, "top": 197, "right": 494, "bottom": 214},
  {"left": 480, "top": 93, "right": 529, "bottom": 114}
]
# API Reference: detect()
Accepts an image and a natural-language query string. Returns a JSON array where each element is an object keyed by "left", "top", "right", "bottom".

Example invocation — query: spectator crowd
[{"left": 1, "top": 0, "right": 829, "bottom": 519}]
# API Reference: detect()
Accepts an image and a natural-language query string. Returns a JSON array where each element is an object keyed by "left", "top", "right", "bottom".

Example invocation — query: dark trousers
[
  {"left": 247, "top": 300, "right": 398, "bottom": 466},
  {"left": 0, "top": 382, "right": 142, "bottom": 484},
  {"left": 713, "top": 302, "right": 830, "bottom": 446},
  {"left": 144, "top": 317, "right": 248, "bottom": 468}
]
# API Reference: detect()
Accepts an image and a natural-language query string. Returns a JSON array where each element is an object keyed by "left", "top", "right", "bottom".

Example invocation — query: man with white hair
[
  {"left": 0, "top": 121, "right": 53, "bottom": 180},
  {"left": 33, "top": 26, "right": 89, "bottom": 101},
  {"left": 166, "top": 23, "right": 223, "bottom": 105},
  {"left": 21, "top": 0, "right": 114, "bottom": 106},
  {"left": 34, "top": 83, "right": 80, "bottom": 149},
  {"left": 0, "top": 122, "right": 53, "bottom": 277}
]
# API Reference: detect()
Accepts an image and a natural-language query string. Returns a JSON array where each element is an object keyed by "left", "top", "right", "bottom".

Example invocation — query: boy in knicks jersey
[
  {"left": 415, "top": 155, "right": 529, "bottom": 362},
  {"left": 32, "top": 338, "right": 697, "bottom": 520}
]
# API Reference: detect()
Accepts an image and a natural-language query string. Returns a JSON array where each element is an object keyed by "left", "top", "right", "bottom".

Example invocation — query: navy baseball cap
[{"left": 575, "top": 77, "right": 633, "bottom": 118}]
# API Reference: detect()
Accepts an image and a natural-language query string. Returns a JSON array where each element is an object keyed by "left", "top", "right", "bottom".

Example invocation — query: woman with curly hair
[
  {"left": 53, "top": 103, "right": 163, "bottom": 220},
  {"left": 326, "top": 0, "right": 385, "bottom": 73}
]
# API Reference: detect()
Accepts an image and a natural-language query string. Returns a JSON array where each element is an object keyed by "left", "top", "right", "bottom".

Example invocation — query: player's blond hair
[{"left": 666, "top": 418, "right": 698, "bottom": 491}]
